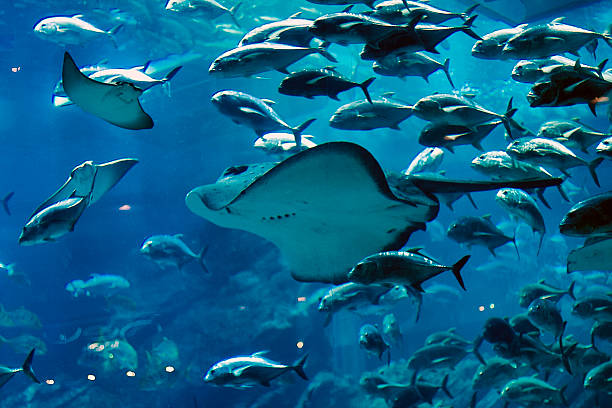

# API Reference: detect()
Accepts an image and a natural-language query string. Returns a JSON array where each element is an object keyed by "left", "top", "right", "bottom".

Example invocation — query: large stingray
[
  {"left": 32, "top": 159, "right": 138, "bottom": 216},
  {"left": 186, "top": 142, "right": 562, "bottom": 284},
  {"left": 62, "top": 52, "right": 153, "bottom": 130}
]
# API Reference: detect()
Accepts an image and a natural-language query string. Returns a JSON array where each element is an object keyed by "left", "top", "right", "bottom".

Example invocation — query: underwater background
[{"left": 0, "top": 0, "right": 611, "bottom": 407}]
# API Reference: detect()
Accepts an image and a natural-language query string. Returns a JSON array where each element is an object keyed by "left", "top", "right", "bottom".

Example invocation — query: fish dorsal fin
[
  {"left": 289, "top": 11, "right": 302, "bottom": 19},
  {"left": 341, "top": 5, "right": 353, "bottom": 13},
  {"left": 447, "top": 327, "right": 456, "bottom": 333},
  {"left": 72, "top": 14, "right": 85, "bottom": 19},
  {"left": 516, "top": 23, "right": 528, "bottom": 29},
  {"left": 174, "top": 233, "right": 184, "bottom": 239},
  {"left": 482, "top": 214, "right": 492, "bottom": 220},
  {"left": 261, "top": 99, "right": 276, "bottom": 106},
  {"left": 538, "top": 279, "right": 546, "bottom": 284},
  {"left": 251, "top": 350, "right": 269, "bottom": 357},
  {"left": 406, "top": 247, "right": 425, "bottom": 254},
  {"left": 550, "top": 17, "right": 565, "bottom": 24}
]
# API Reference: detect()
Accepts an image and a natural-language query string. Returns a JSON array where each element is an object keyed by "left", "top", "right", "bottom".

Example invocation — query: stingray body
[
  {"left": 186, "top": 142, "right": 562, "bottom": 283},
  {"left": 62, "top": 52, "right": 154, "bottom": 130}
]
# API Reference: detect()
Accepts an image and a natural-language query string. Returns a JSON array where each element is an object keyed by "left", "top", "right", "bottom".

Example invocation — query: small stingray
[
  {"left": 186, "top": 142, "right": 562, "bottom": 284},
  {"left": 32, "top": 159, "right": 138, "bottom": 216},
  {"left": 62, "top": 52, "right": 153, "bottom": 130}
]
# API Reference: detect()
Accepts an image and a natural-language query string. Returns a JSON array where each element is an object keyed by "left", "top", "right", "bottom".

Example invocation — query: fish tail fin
[
  {"left": 559, "top": 321, "right": 572, "bottom": 375},
  {"left": 315, "top": 46, "right": 337, "bottom": 63},
  {"left": 587, "top": 157, "right": 603, "bottom": 187},
  {"left": 1, "top": 191, "right": 14, "bottom": 216},
  {"left": 466, "top": 192, "right": 478, "bottom": 209},
  {"left": 502, "top": 97, "right": 518, "bottom": 139},
  {"left": 197, "top": 245, "right": 209, "bottom": 274},
  {"left": 292, "top": 354, "right": 308, "bottom": 380},
  {"left": 557, "top": 183, "right": 570, "bottom": 202},
  {"left": 161, "top": 66, "right": 183, "bottom": 97},
  {"left": 292, "top": 118, "right": 316, "bottom": 148},
  {"left": 462, "top": 3, "right": 479, "bottom": 19},
  {"left": 442, "top": 58, "right": 455, "bottom": 88},
  {"left": 107, "top": 24, "right": 123, "bottom": 48},
  {"left": 366, "top": 0, "right": 377, "bottom": 9},
  {"left": 567, "top": 281, "right": 575, "bottom": 300},
  {"left": 229, "top": 2, "right": 242, "bottom": 28},
  {"left": 451, "top": 255, "right": 470, "bottom": 291},
  {"left": 359, "top": 77, "right": 375, "bottom": 103},
  {"left": 414, "top": 293, "right": 422, "bottom": 322},
  {"left": 536, "top": 232, "right": 544, "bottom": 256},
  {"left": 461, "top": 15, "right": 481, "bottom": 40},
  {"left": 441, "top": 374, "right": 453, "bottom": 398},
  {"left": 560, "top": 384, "right": 569, "bottom": 407},
  {"left": 511, "top": 230, "right": 520, "bottom": 259},
  {"left": 22, "top": 349, "right": 40, "bottom": 384},
  {"left": 536, "top": 188, "right": 551, "bottom": 209}
]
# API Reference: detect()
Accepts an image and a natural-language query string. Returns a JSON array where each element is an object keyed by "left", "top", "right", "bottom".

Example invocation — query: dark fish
[
  {"left": 518, "top": 280, "right": 575, "bottom": 308},
  {"left": 373, "top": 52, "right": 454, "bottom": 87},
  {"left": 278, "top": 68, "right": 375, "bottom": 103},
  {"left": 329, "top": 97, "right": 413, "bottom": 130},
  {"left": 419, "top": 120, "right": 503, "bottom": 152},
  {"left": 559, "top": 192, "right": 612, "bottom": 237},
  {"left": 447, "top": 215, "right": 518, "bottom": 256},
  {"left": 359, "top": 324, "right": 390, "bottom": 363},
  {"left": 372, "top": 0, "right": 478, "bottom": 25}
]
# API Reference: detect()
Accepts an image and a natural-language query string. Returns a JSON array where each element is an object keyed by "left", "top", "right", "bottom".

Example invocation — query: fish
[
  {"left": 347, "top": 248, "right": 469, "bottom": 291},
  {"left": 596, "top": 136, "right": 612, "bottom": 158},
  {"left": 537, "top": 119, "right": 610, "bottom": 153},
  {"left": 0, "top": 305, "right": 42, "bottom": 329},
  {"left": 527, "top": 298, "right": 565, "bottom": 339},
  {"left": 382, "top": 313, "right": 402, "bottom": 345},
  {"left": 30, "top": 159, "right": 138, "bottom": 218},
  {"left": 62, "top": 52, "right": 153, "bottom": 130},
  {"left": 33, "top": 15, "right": 122, "bottom": 46},
  {"left": 18, "top": 198, "right": 88, "bottom": 245},
  {"left": 502, "top": 18, "right": 612, "bottom": 59},
  {"left": 447, "top": 215, "right": 518, "bottom": 256},
  {"left": 65, "top": 274, "right": 130, "bottom": 298},
  {"left": 254, "top": 133, "right": 316, "bottom": 155},
  {"left": 572, "top": 296, "right": 612, "bottom": 322},
  {"left": 471, "top": 357, "right": 529, "bottom": 390},
  {"left": 584, "top": 361, "right": 612, "bottom": 393},
  {"left": 506, "top": 138, "right": 603, "bottom": 186},
  {"left": 140, "top": 234, "right": 208, "bottom": 273},
  {"left": 372, "top": 52, "right": 454, "bottom": 87},
  {"left": 567, "top": 237, "right": 612, "bottom": 273},
  {"left": 381, "top": 374, "right": 452, "bottom": 408},
  {"left": 208, "top": 43, "right": 337, "bottom": 78},
  {"left": 407, "top": 343, "right": 469, "bottom": 373},
  {"left": 0, "top": 349, "right": 39, "bottom": 389},
  {"left": 211, "top": 90, "right": 315, "bottom": 147},
  {"left": 238, "top": 13, "right": 315, "bottom": 47},
  {"left": 372, "top": 1, "right": 478, "bottom": 25},
  {"left": 329, "top": 97, "right": 413, "bottom": 130},
  {"left": 501, "top": 377, "right": 568, "bottom": 407},
  {"left": 419, "top": 120, "right": 504, "bottom": 152},
  {"left": 0, "top": 263, "right": 30, "bottom": 287},
  {"left": 413, "top": 94, "right": 517, "bottom": 139},
  {"left": 185, "top": 142, "right": 561, "bottom": 284},
  {"left": 359, "top": 324, "right": 390, "bottom": 363},
  {"left": 511, "top": 55, "right": 576, "bottom": 83},
  {"left": 87, "top": 65, "right": 182, "bottom": 95},
  {"left": 509, "top": 313, "right": 541, "bottom": 337},
  {"left": 559, "top": 192, "right": 612, "bottom": 237},
  {"left": 278, "top": 68, "right": 375, "bottom": 103},
  {"left": 306, "top": 0, "right": 376, "bottom": 8},
  {"left": 0, "top": 335, "right": 47, "bottom": 355},
  {"left": 165, "top": 0, "right": 241, "bottom": 27},
  {"left": 403, "top": 147, "right": 444, "bottom": 175},
  {"left": 425, "top": 328, "right": 472, "bottom": 348},
  {"left": 204, "top": 352, "right": 308, "bottom": 388},
  {"left": 496, "top": 188, "right": 546, "bottom": 254},
  {"left": 471, "top": 24, "right": 528, "bottom": 60},
  {"left": 591, "top": 321, "right": 612, "bottom": 351},
  {"left": 518, "top": 280, "right": 575, "bottom": 308}
]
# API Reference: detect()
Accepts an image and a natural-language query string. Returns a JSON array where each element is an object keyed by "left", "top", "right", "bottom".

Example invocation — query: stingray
[
  {"left": 62, "top": 52, "right": 153, "bottom": 130},
  {"left": 185, "top": 142, "right": 562, "bottom": 284},
  {"left": 567, "top": 237, "right": 612, "bottom": 273},
  {"left": 32, "top": 158, "right": 138, "bottom": 216}
]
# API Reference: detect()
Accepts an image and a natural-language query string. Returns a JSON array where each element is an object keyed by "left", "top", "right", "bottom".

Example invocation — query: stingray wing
[
  {"left": 31, "top": 176, "right": 78, "bottom": 218},
  {"left": 89, "top": 159, "right": 139, "bottom": 205},
  {"left": 186, "top": 142, "right": 438, "bottom": 284},
  {"left": 62, "top": 52, "right": 153, "bottom": 130}
]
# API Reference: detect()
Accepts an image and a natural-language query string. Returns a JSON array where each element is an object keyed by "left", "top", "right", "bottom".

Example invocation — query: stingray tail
[
  {"left": 461, "top": 15, "right": 481, "bottom": 40},
  {"left": 1, "top": 192, "right": 14, "bottom": 216},
  {"left": 292, "top": 354, "right": 308, "bottom": 380},
  {"left": 22, "top": 349, "right": 41, "bottom": 384},
  {"left": 107, "top": 24, "right": 123, "bottom": 49},
  {"left": 359, "top": 77, "right": 375, "bottom": 104},
  {"left": 587, "top": 157, "right": 603, "bottom": 187},
  {"left": 451, "top": 255, "right": 470, "bottom": 291},
  {"left": 442, "top": 58, "right": 455, "bottom": 88},
  {"left": 198, "top": 246, "right": 209, "bottom": 274},
  {"left": 161, "top": 66, "right": 183, "bottom": 97},
  {"left": 291, "top": 118, "right": 316, "bottom": 149},
  {"left": 229, "top": 2, "right": 242, "bottom": 28}
]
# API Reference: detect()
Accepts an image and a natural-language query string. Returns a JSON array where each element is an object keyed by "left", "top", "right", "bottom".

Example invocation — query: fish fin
[
  {"left": 315, "top": 46, "right": 337, "bottom": 63},
  {"left": 239, "top": 107, "right": 266, "bottom": 116},
  {"left": 441, "top": 374, "right": 453, "bottom": 398},
  {"left": 587, "top": 157, "right": 603, "bottom": 187},
  {"left": 1, "top": 192, "right": 14, "bottom": 215},
  {"left": 198, "top": 245, "right": 209, "bottom": 273},
  {"left": 276, "top": 67, "right": 290, "bottom": 75},
  {"left": 106, "top": 24, "right": 123, "bottom": 49},
  {"left": 412, "top": 282, "right": 424, "bottom": 292},
  {"left": 451, "top": 255, "right": 469, "bottom": 291},
  {"left": 22, "top": 349, "right": 40, "bottom": 384},
  {"left": 567, "top": 281, "right": 575, "bottom": 300},
  {"left": 560, "top": 384, "right": 569, "bottom": 407},
  {"left": 461, "top": 15, "right": 481, "bottom": 40},
  {"left": 360, "top": 77, "right": 375, "bottom": 104},
  {"left": 466, "top": 192, "right": 478, "bottom": 209},
  {"left": 292, "top": 118, "right": 316, "bottom": 148},
  {"left": 292, "top": 353, "right": 308, "bottom": 380},
  {"left": 229, "top": 2, "right": 242, "bottom": 28},
  {"left": 261, "top": 99, "right": 276, "bottom": 106},
  {"left": 442, "top": 58, "right": 455, "bottom": 88}
]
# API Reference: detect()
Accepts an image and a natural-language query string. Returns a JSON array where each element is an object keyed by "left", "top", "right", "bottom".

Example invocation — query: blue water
[{"left": 0, "top": 0, "right": 610, "bottom": 407}]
